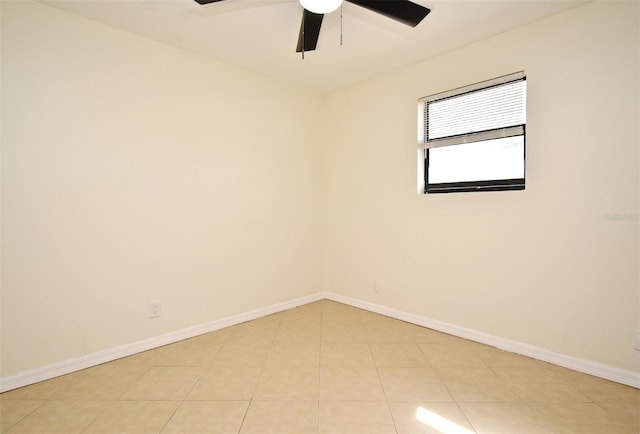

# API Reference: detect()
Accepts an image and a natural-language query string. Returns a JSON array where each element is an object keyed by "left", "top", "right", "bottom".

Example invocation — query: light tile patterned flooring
[{"left": 1, "top": 300, "right": 638, "bottom": 433}]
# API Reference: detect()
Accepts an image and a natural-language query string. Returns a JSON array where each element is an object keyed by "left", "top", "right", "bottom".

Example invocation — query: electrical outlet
[
  {"left": 372, "top": 281, "right": 380, "bottom": 294},
  {"left": 635, "top": 329, "right": 640, "bottom": 351},
  {"left": 149, "top": 302, "right": 162, "bottom": 319}
]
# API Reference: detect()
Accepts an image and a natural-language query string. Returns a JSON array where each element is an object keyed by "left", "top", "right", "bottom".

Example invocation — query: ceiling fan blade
[
  {"left": 346, "top": 0, "right": 430, "bottom": 27},
  {"left": 193, "top": 0, "right": 226, "bottom": 5},
  {"left": 296, "top": 9, "right": 324, "bottom": 53}
]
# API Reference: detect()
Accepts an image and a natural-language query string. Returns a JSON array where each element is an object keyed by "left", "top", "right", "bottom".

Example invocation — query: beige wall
[
  {"left": 1, "top": 1, "right": 323, "bottom": 376},
  {"left": 322, "top": 1, "right": 639, "bottom": 372}
]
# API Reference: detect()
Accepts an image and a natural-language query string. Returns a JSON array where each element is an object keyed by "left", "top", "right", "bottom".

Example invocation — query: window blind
[{"left": 419, "top": 72, "right": 526, "bottom": 149}]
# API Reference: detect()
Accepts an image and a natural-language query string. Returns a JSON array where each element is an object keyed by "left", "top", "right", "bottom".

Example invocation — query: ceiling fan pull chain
[{"left": 340, "top": 4, "right": 343, "bottom": 46}]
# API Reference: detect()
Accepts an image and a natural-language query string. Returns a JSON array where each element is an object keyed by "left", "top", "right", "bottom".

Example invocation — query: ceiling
[{"left": 42, "top": 0, "right": 588, "bottom": 93}]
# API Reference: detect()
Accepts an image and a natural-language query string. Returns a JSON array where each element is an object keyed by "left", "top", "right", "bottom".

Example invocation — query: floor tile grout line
[
  {"left": 450, "top": 401, "right": 480, "bottom": 433},
  {"left": 368, "top": 343, "right": 401, "bottom": 434},
  {"left": 317, "top": 307, "right": 324, "bottom": 434},
  {"left": 403, "top": 334, "right": 484, "bottom": 433},
  {"left": 115, "top": 365, "right": 152, "bottom": 401},
  {"left": 235, "top": 397, "right": 253, "bottom": 434},
  {"left": 519, "top": 400, "right": 561, "bottom": 433},
  {"left": 235, "top": 311, "right": 283, "bottom": 434},
  {"left": 360, "top": 309, "right": 403, "bottom": 434},
  {"left": 1, "top": 399, "right": 47, "bottom": 433},
  {"left": 157, "top": 400, "right": 182, "bottom": 434}
]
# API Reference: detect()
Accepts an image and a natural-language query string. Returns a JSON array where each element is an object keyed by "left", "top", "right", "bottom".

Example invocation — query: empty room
[{"left": 1, "top": 0, "right": 638, "bottom": 432}]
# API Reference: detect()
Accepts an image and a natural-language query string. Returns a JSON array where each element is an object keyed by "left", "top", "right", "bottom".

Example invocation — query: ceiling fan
[{"left": 193, "top": 0, "right": 431, "bottom": 54}]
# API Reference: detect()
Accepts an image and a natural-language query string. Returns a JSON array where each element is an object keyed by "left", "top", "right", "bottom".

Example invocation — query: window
[{"left": 419, "top": 72, "right": 526, "bottom": 194}]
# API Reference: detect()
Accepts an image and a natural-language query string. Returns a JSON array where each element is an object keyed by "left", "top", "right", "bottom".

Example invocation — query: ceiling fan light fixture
[{"left": 300, "top": 0, "right": 343, "bottom": 14}]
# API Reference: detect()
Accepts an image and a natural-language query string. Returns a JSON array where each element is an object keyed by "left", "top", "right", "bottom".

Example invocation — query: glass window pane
[{"left": 428, "top": 136, "right": 524, "bottom": 184}]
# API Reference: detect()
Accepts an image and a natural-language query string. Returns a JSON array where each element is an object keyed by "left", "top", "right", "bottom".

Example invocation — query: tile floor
[{"left": 1, "top": 300, "right": 638, "bottom": 433}]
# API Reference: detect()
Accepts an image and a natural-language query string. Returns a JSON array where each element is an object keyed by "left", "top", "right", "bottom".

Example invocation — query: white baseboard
[
  {"left": 2, "top": 291, "right": 638, "bottom": 393},
  {"left": 324, "top": 292, "right": 640, "bottom": 389},
  {"left": 0, "top": 292, "right": 324, "bottom": 393}
]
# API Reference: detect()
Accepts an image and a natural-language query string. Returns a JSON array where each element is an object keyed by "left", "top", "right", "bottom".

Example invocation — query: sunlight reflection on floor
[{"left": 416, "top": 406, "right": 475, "bottom": 434}]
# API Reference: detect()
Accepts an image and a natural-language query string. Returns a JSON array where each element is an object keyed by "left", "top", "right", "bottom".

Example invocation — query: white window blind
[{"left": 419, "top": 72, "right": 526, "bottom": 149}]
